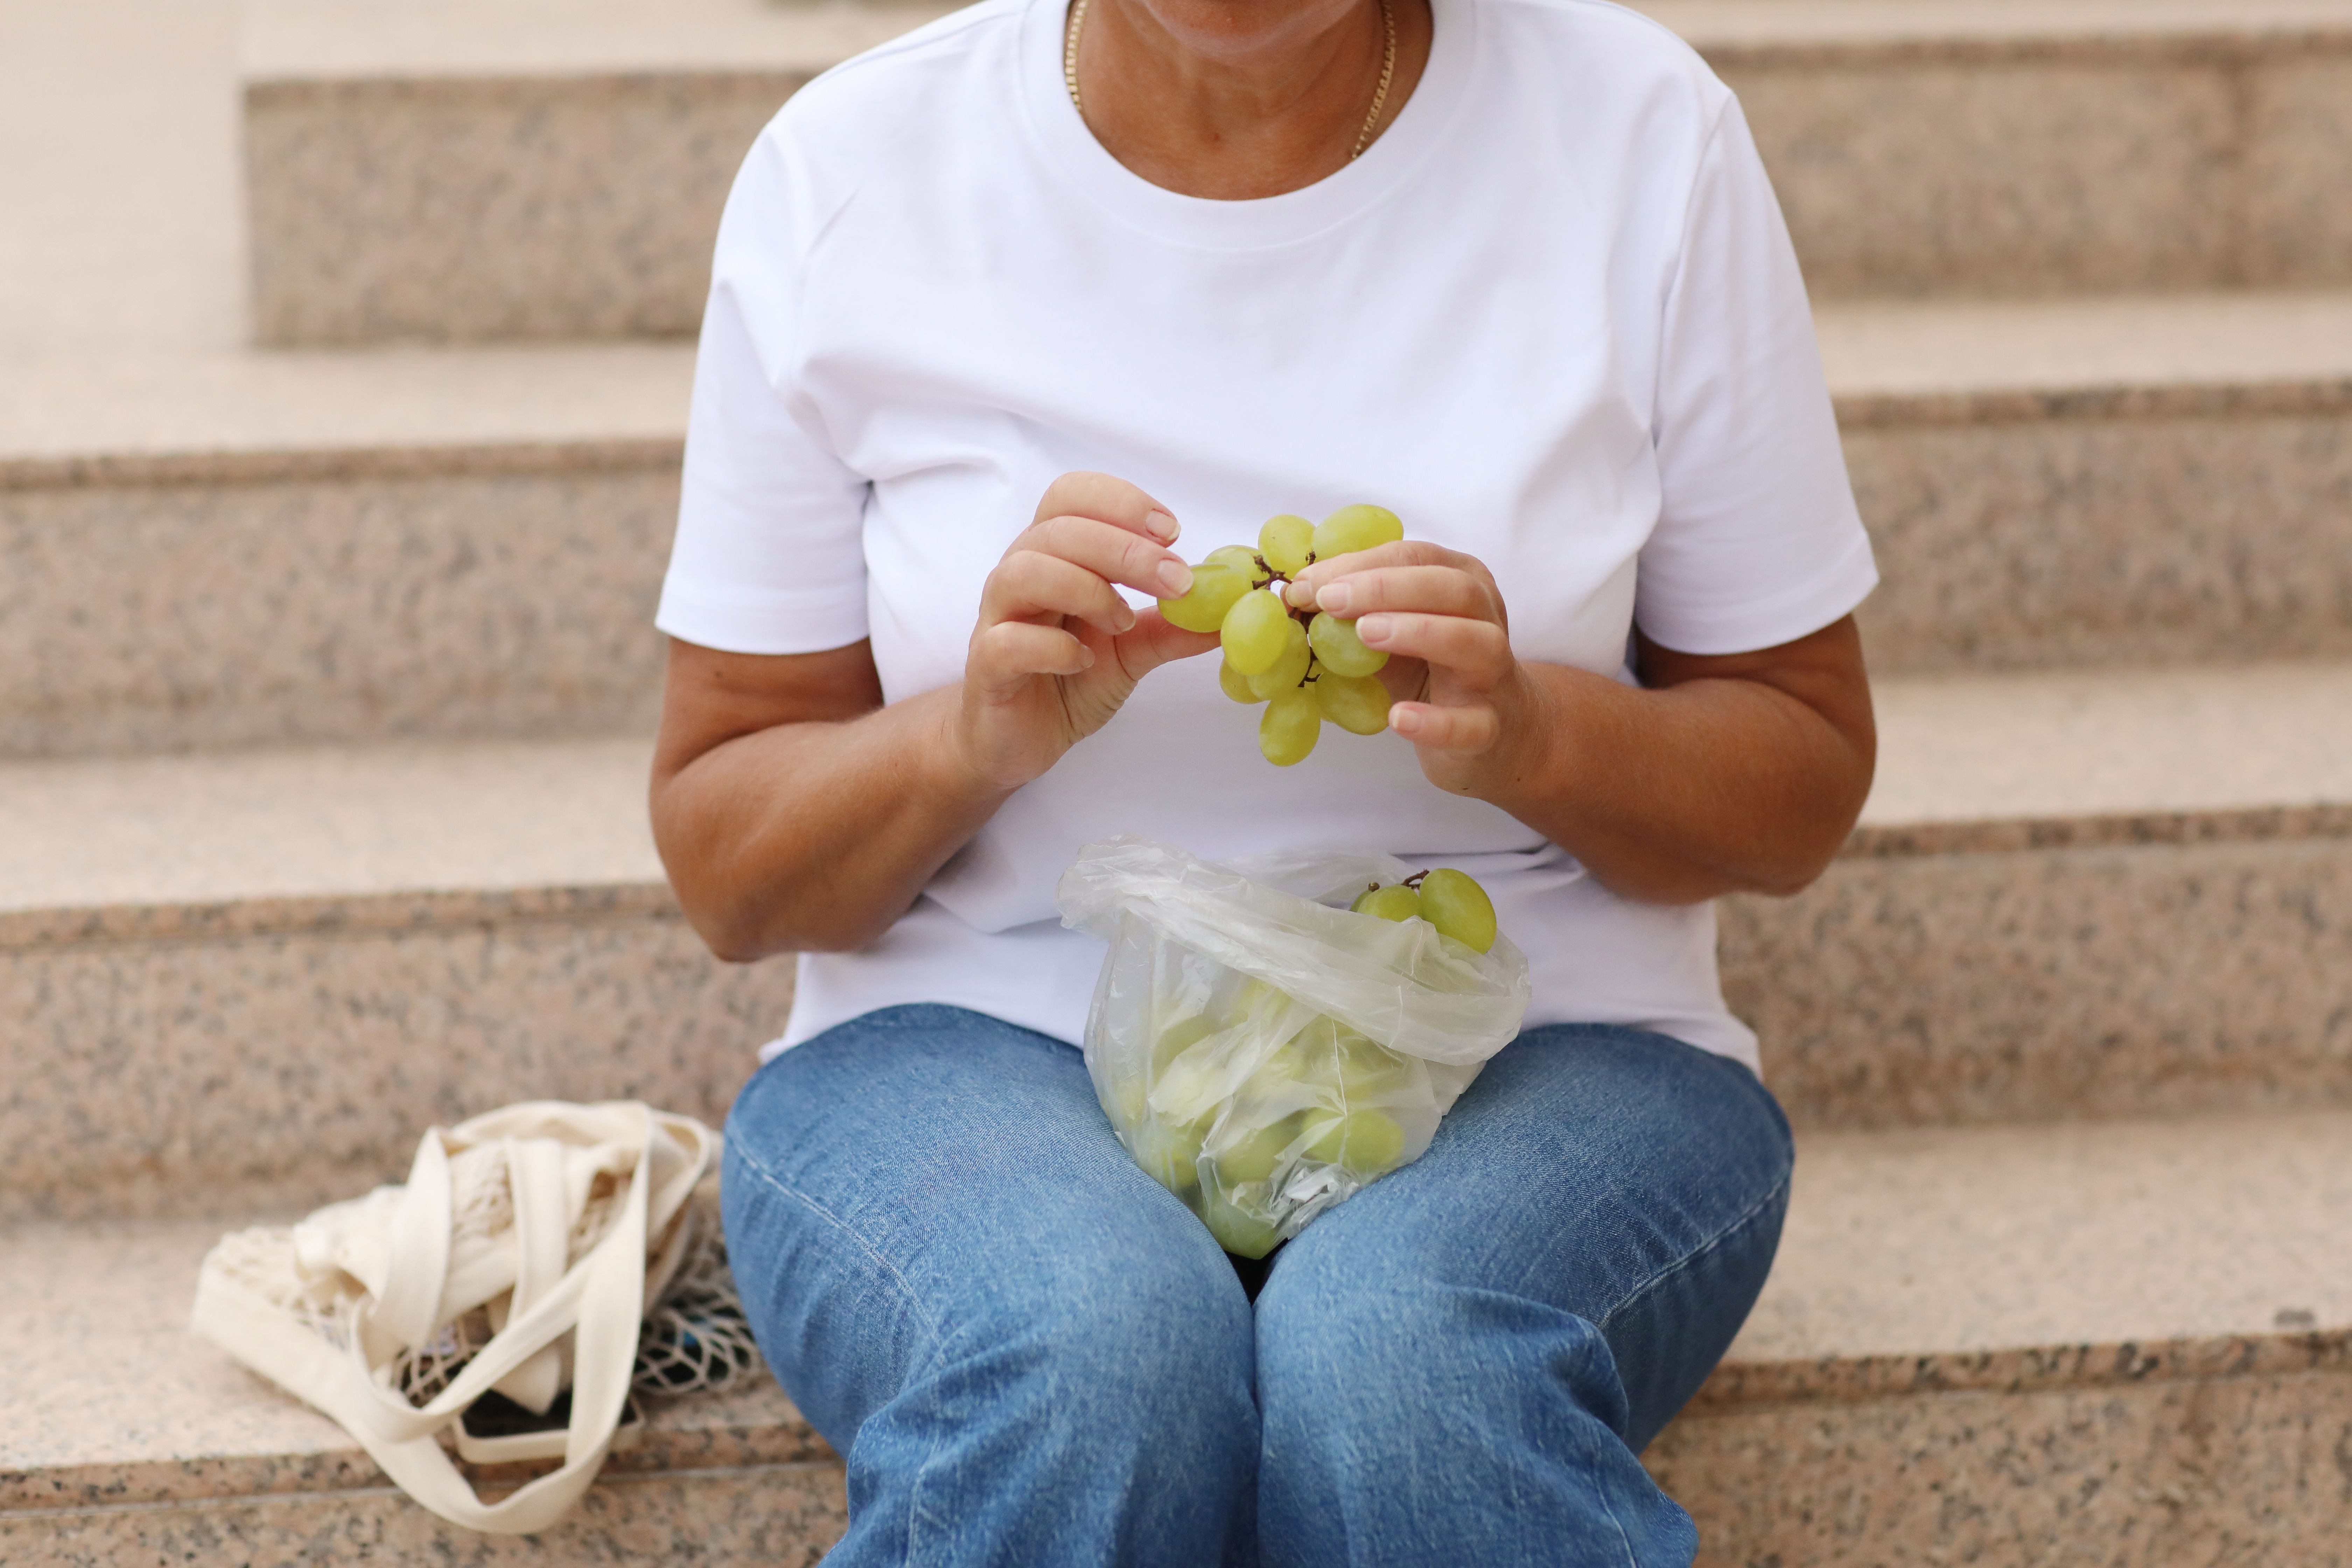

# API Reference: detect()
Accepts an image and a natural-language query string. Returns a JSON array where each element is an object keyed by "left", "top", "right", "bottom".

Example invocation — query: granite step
[
  {"left": 237, "top": 0, "right": 2352, "bottom": 344},
  {"left": 6, "top": 1107, "right": 2346, "bottom": 1564},
  {"left": 0, "top": 732, "right": 788, "bottom": 1225},
  {"left": 1728, "top": 657, "right": 2352, "bottom": 1131},
  {"left": 8, "top": 291, "right": 2349, "bottom": 757},
  {"left": 1647, "top": 1105, "right": 2352, "bottom": 1566},
  {"left": 6, "top": 660, "right": 2348, "bottom": 1219},
  {"left": 1818, "top": 289, "right": 2352, "bottom": 674},
  {"left": 0, "top": 342, "right": 693, "bottom": 757}
]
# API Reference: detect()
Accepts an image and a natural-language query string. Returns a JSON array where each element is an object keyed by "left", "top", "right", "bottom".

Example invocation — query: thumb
[{"left": 1111, "top": 610, "right": 1222, "bottom": 683}]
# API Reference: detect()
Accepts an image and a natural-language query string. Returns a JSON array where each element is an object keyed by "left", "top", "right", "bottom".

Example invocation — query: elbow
[{"left": 674, "top": 884, "right": 894, "bottom": 964}]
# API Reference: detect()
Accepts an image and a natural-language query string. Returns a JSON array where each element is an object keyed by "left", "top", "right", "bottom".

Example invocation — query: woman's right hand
[{"left": 957, "top": 472, "right": 1219, "bottom": 791}]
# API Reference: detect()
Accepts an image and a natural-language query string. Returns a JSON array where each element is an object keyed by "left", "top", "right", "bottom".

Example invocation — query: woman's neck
[{"left": 1073, "top": 0, "right": 1434, "bottom": 200}]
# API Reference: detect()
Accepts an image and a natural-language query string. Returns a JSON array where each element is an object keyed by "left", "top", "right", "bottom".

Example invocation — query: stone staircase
[{"left": 2, "top": 0, "right": 2347, "bottom": 1563}]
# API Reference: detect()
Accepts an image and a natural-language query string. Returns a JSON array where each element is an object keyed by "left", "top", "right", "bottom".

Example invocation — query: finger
[
  {"left": 1033, "top": 471, "right": 1182, "bottom": 546},
  {"left": 969, "top": 619, "right": 1092, "bottom": 695},
  {"left": 1390, "top": 699, "right": 1501, "bottom": 753},
  {"left": 982, "top": 551, "right": 1143, "bottom": 636},
  {"left": 1353, "top": 612, "right": 1513, "bottom": 687},
  {"left": 1108, "top": 611, "right": 1222, "bottom": 684},
  {"left": 1290, "top": 565, "right": 1497, "bottom": 622},
  {"left": 1015, "top": 513, "right": 1195, "bottom": 601},
  {"left": 1289, "top": 539, "right": 1489, "bottom": 596}
]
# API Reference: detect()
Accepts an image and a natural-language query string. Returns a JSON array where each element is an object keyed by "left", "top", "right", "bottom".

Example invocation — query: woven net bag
[{"left": 192, "top": 1102, "right": 756, "bottom": 1534}]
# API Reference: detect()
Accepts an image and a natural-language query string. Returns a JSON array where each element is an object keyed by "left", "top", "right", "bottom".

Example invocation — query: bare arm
[
  {"left": 1287, "top": 545, "right": 1875, "bottom": 903},
  {"left": 649, "top": 473, "right": 1214, "bottom": 960}
]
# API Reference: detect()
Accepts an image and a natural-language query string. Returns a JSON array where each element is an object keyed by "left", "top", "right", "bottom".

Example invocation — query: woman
[{"left": 650, "top": 0, "right": 1876, "bottom": 1558}]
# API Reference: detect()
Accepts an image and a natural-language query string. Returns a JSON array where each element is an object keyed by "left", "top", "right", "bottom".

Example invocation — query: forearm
[
  {"left": 1481, "top": 659, "right": 1873, "bottom": 905},
  {"left": 651, "top": 685, "right": 1010, "bottom": 959}
]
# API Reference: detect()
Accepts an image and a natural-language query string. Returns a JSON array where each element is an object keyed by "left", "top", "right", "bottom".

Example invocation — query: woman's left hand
[{"left": 1285, "top": 541, "right": 1543, "bottom": 799}]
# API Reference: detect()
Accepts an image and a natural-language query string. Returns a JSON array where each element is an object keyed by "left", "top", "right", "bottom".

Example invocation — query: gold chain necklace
[{"left": 1065, "top": 0, "right": 1398, "bottom": 163}]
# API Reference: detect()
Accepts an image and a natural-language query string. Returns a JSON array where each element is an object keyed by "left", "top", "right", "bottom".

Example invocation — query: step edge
[
  {"left": 1692, "top": 1324, "right": 2352, "bottom": 1410},
  {"left": 1832, "top": 375, "right": 2352, "bottom": 431},
  {"left": 0, "top": 1455, "right": 842, "bottom": 1524},
  {"left": 234, "top": 21, "right": 2352, "bottom": 89},
  {"left": 1843, "top": 801, "right": 2352, "bottom": 859},
  {"left": 0, "top": 881, "right": 682, "bottom": 952},
  {"left": 1697, "top": 25, "right": 2352, "bottom": 71},
  {"left": 12, "top": 377, "right": 2339, "bottom": 488},
  {"left": 0, "top": 436, "right": 683, "bottom": 494},
  {"left": 5, "top": 800, "right": 2342, "bottom": 951}
]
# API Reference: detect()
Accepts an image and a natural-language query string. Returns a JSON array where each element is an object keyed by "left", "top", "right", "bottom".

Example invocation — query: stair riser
[
  {"left": 9, "top": 823, "right": 2343, "bottom": 1217},
  {"left": 1847, "top": 401, "right": 2352, "bottom": 675},
  {"left": 1646, "top": 1369, "right": 2352, "bottom": 1568},
  {"left": 243, "top": 43, "right": 2352, "bottom": 345},
  {"left": 0, "top": 458, "right": 672, "bottom": 758},
  {"left": 1726, "top": 832, "right": 2352, "bottom": 1132},
  {"left": 0, "top": 1464, "right": 848, "bottom": 1568},
  {"left": 10, "top": 393, "right": 2347, "bottom": 756},
  {"left": 1722, "top": 48, "right": 2352, "bottom": 301},
  {"left": 0, "top": 901, "right": 791, "bottom": 1224},
  {"left": 248, "top": 75, "right": 795, "bottom": 345}
]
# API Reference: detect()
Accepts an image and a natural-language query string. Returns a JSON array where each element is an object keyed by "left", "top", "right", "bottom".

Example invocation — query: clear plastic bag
[{"left": 1055, "top": 836, "right": 1533, "bottom": 1256}]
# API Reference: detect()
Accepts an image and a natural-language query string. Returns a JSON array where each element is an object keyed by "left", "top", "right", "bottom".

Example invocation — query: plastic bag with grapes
[{"left": 1054, "top": 836, "right": 1533, "bottom": 1258}]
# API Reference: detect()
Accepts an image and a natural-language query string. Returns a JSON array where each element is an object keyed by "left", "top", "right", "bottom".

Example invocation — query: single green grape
[
  {"left": 1218, "top": 658, "right": 1263, "bottom": 705},
  {"left": 1334, "top": 1032, "right": 1414, "bottom": 1101},
  {"left": 1308, "top": 612, "right": 1389, "bottom": 678},
  {"left": 1200, "top": 1191, "right": 1282, "bottom": 1259},
  {"left": 1260, "top": 687, "right": 1322, "bottom": 766},
  {"left": 1418, "top": 868, "right": 1498, "bottom": 954},
  {"left": 1258, "top": 514, "right": 1315, "bottom": 576},
  {"left": 1204, "top": 544, "right": 1263, "bottom": 579},
  {"left": 1311, "top": 504, "right": 1405, "bottom": 561},
  {"left": 1220, "top": 588, "right": 1293, "bottom": 675},
  {"left": 1303, "top": 1108, "right": 1407, "bottom": 1176},
  {"left": 1159, "top": 562, "right": 1250, "bottom": 633},
  {"left": 1245, "top": 617, "right": 1312, "bottom": 699},
  {"left": 1316, "top": 673, "right": 1391, "bottom": 735},
  {"left": 1350, "top": 882, "right": 1422, "bottom": 922},
  {"left": 1154, "top": 1012, "right": 1222, "bottom": 1069},
  {"left": 1211, "top": 1114, "right": 1299, "bottom": 1186},
  {"left": 1130, "top": 1115, "right": 1205, "bottom": 1193}
]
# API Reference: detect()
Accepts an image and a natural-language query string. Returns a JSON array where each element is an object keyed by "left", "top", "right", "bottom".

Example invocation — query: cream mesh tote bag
[{"left": 192, "top": 1101, "right": 755, "bottom": 1535}]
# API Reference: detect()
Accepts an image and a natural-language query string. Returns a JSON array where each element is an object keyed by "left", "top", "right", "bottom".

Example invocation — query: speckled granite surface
[
  {"left": 8, "top": 1108, "right": 2345, "bottom": 1562},
  {"left": 1728, "top": 830, "right": 2352, "bottom": 1130},
  {"left": 0, "top": 461, "right": 678, "bottom": 758},
  {"left": 238, "top": 2, "right": 2352, "bottom": 344},
  {"left": 0, "top": 903, "right": 791, "bottom": 1222},
  {"left": 1847, "top": 407, "right": 2352, "bottom": 675},
  {"left": 1650, "top": 1372, "right": 2352, "bottom": 1567}
]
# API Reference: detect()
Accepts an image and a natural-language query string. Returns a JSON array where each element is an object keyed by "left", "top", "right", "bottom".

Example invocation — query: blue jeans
[{"left": 721, "top": 1004, "right": 1792, "bottom": 1567}]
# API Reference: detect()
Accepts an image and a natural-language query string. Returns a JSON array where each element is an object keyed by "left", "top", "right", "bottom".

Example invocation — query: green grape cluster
[
  {"left": 1124, "top": 992, "right": 1420, "bottom": 1259},
  {"left": 1108, "top": 875, "right": 1506, "bottom": 1258},
  {"left": 1158, "top": 504, "right": 1407, "bottom": 766},
  {"left": 1350, "top": 867, "right": 1498, "bottom": 954}
]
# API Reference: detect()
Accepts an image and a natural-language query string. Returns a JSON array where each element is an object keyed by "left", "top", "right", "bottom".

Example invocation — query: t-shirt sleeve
[
  {"left": 1634, "top": 97, "right": 1877, "bottom": 657},
  {"left": 655, "top": 126, "right": 874, "bottom": 656}
]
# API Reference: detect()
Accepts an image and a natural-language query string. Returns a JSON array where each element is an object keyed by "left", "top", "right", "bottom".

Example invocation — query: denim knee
[{"left": 1254, "top": 1257, "right": 1695, "bottom": 1567}]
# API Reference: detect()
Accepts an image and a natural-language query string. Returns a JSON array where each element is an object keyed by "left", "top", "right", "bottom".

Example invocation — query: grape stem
[{"left": 1250, "top": 553, "right": 1320, "bottom": 628}]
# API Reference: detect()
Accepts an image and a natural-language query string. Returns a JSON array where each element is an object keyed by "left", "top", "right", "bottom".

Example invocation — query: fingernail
[
  {"left": 1158, "top": 559, "right": 1193, "bottom": 595},
  {"left": 1145, "top": 510, "right": 1180, "bottom": 542},
  {"left": 1285, "top": 578, "right": 1315, "bottom": 608},
  {"left": 1357, "top": 613, "right": 1391, "bottom": 643},
  {"left": 1081, "top": 647, "right": 1096, "bottom": 668},
  {"left": 1318, "top": 581, "right": 1353, "bottom": 615},
  {"left": 1115, "top": 604, "right": 1137, "bottom": 632},
  {"left": 1391, "top": 704, "right": 1418, "bottom": 734}
]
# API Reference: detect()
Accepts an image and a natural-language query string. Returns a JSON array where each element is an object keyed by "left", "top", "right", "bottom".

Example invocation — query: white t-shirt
[{"left": 656, "top": 0, "right": 1877, "bottom": 1072}]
